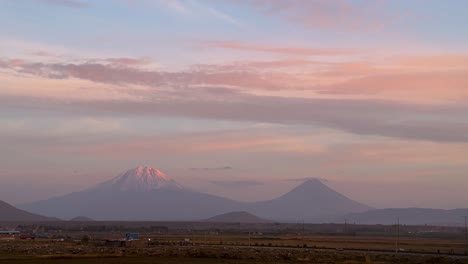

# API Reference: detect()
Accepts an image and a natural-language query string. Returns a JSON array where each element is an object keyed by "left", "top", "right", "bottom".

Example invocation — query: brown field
[
  {"left": 145, "top": 233, "right": 467, "bottom": 255},
  {"left": 1, "top": 247, "right": 467, "bottom": 264},
  {"left": 1, "top": 234, "right": 467, "bottom": 264},
  {"left": 1, "top": 221, "right": 467, "bottom": 263}
]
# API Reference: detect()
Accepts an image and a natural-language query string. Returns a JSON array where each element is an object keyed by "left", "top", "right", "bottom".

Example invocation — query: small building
[
  {"left": 0, "top": 231, "right": 20, "bottom": 235},
  {"left": 0, "top": 230, "right": 19, "bottom": 240},
  {"left": 125, "top": 233, "right": 139, "bottom": 240}
]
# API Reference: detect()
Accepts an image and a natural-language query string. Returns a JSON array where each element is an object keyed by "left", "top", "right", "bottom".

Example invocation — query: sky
[{"left": 1, "top": 0, "right": 468, "bottom": 209}]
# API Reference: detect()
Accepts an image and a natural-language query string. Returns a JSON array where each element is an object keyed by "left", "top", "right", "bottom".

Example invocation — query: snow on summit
[{"left": 95, "top": 166, "right": 183, "bottom": 192}]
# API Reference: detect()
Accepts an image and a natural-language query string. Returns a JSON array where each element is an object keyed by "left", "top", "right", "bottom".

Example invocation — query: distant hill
[
  {"left": 0, "top": 200, "right": 59, "bottom": 221},
  {"left": 340, "top": 208, "right": 468, "bottom": 226},
  {"left": 206, "top": 211, "right": 271, "bottom": 223},
  {"left": 70, "top": 216, "right": 95, "bottom": 221}
]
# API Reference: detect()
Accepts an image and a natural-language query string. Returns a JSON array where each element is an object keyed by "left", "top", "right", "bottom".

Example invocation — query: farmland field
[{"left": 1, "top": 234, "right": 467, "bottom": 264}]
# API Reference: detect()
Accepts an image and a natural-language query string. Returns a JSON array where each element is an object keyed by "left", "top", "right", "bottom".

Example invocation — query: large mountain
[
  {"left": 0, "top": 200, "right": 59, "bottom": 221},
  {"left": 20, "top": 166, "right": 243, "bottom": 220},
  {"left": 19, "top": 166, "right": 370, "bottom": 222}
]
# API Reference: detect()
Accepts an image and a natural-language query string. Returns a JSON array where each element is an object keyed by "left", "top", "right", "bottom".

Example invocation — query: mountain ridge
[
  {"left": 338, "top": 207, "right": 468, "bottom": 226},
  {"left": 0, "top": 200, "right": 60, "bottom": 221},
  {"left": 206, "top": 211, "right": 272, "bottom": 223},
  {"left": 18, "top": 166, "right": 370, "bottom": 222}
]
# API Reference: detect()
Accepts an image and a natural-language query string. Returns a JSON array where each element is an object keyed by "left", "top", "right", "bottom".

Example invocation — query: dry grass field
[
  {"left": 142, "top": 233, "right": 467, "bottom": 255},
  {"left": 1, "top": 235, "right": 467, "bottom": 264},
  {"left": 1, "top": 222, "right": 467, "bottom": 263}
]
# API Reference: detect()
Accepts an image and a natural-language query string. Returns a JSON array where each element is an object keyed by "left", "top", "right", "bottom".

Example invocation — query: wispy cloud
[
  {"left": 233, "top": 0, "right": 407, "bottom": 33},
  {"left": 205, "top": 40, "right": 353, "bottom": 56},
  {"left": 155, "top": 0, "right": 188, "bottom": 14},
  {"left": 41, "top": 0, "right": 87, "bottom": 9},
  {"left": 210, "top": 180, "right": 264, "bottom": 188},
  {"left": 3, "top": 52, "right": 468, "bottom": 103},
  {"left": 207, "top": 7, "right": 241, "bottom": 26},
  {"left": 2, "top": 51, "right": 468, "bottom": 143},
  {"left": 190, "top": 166, "right": 233, "bottom": 171},
  {"left": 287, "top": 177, "right": 329, "bottom": 183},
  {"left": 2, "top": 91, "right": 468, "bottom": 144}
]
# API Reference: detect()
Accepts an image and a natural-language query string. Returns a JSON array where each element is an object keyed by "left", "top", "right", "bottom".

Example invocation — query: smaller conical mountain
[
  {"left": 206, "top": 211, "right": 271, "bottom": 223},
  {"left": 94, "top": 166, "right": 183, "bottom": 192},
  {"left": 248, "top": 179, "right": 371, "bottom": 222},
  {"left": 0, "top": 200, "right": 59, "bottom": 221}
]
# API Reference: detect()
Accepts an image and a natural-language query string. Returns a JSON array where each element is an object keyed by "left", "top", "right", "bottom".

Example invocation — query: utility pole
[
  {"left": 395, "top": 217, "right": 400, "bottom": 254},
  {"left": 465, "top": 216, "right": 467, "bottom": 256},
  {"left": 302, "top": 219, "right": 305, "bottom": 247}
]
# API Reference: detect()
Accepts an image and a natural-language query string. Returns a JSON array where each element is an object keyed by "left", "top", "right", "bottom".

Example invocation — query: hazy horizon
[{"left": 1, "top": 0, "right": 468, "bottom": 210}]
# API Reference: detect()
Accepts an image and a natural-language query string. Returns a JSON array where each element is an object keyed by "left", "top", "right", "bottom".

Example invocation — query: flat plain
[{"left": 1, "top": 232, "right": 467, "bottom": 264}]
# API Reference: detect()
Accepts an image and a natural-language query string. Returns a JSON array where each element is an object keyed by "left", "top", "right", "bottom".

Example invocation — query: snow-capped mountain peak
[{"left": 95, "top": 166, "right": 183, "bottom": 192}]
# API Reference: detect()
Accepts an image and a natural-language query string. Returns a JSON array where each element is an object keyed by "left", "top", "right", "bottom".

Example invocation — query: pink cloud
[
  {"left": 192, "top": 58, "right": 328, "bottom": 72},
  {"left": 396, "top": 55, "right": 468, "bottom": 69},
  {"left": 231, "top": 0, "right": 404, "bottom": 32},
  {"left": 0, "top": 58, "right": 304, "bottom": 91},
  {"left": 30, "top": 51, "right": 56, "bottom": 57},
  {"left": 205, "top": 40, "right": 353, "bottom": 56},
  {"left": 319, "top": 70, "right": 468, "bottom": 103},
  {"left": 101, "top": 57, "right": 153, "bottom": 67},
  {"left": 2, "top": 51, "right": 468, "bottom": 104}
]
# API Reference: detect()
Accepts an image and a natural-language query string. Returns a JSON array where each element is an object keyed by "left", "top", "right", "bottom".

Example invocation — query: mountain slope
[
  {"left": 249, "top": 179, "right": 371, "bottom": 222},
  {"left": 20, "top": 166, "right": 244, "bottom": 220},
  {"left": 340, "top": 208, "right": 468, "bottom": 226},
  {"left": 0, "top": 200, "right": 59, "bottom": 221},
  {"left": 206, "top": 211, "right": 272, "bottom": 223},
  {"left": 70, "top": 216, "right": 95, "bottom": 221}
]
